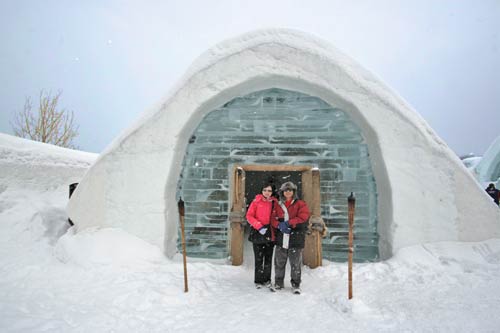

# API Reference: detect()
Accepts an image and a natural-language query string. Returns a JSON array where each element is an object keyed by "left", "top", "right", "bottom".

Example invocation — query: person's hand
[
  {"left": 278, "top": 221, "right": 291, "bottom": 234},
  {"left": 259, "top": 227, "right": 268, "bottom": 235}
]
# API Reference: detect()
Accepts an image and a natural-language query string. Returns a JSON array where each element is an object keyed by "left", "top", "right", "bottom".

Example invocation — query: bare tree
[{"left": 11, "top": 90, "right": 79, "bottom": 148}]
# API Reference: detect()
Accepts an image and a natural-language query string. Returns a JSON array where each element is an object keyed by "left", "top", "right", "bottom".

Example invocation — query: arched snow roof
[{"left": 68, "top": 28, "right": 500, "bottom": 259}]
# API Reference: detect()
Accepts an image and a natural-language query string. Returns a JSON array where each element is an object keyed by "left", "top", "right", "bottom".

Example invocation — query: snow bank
[
  {"left": 55, "top": 227, "right": 166, "bottom": 268},
  {"left": 0, "top": 133, "right": 96, "bottom": 191},
  {"left": 1, "top": 135, "right": 500, "bottom": 332},
  {"left": 393, "top": 238, "right": 500, "bottom": 267},
  {"left": 0, "top": 133, "right": 97, "bottom": 264}
]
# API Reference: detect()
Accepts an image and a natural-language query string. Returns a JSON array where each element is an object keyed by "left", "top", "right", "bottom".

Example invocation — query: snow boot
[
  {"left": 270, "top": 284, "right": 283, "bottom": 292},
  {"left": 292, "top": 287, "right": 301, "bottom": 295},
  {"left": 256, "top": 281, "right": 271, "bottom": 289}
]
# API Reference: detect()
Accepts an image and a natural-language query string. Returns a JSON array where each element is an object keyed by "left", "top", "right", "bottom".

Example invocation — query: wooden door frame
[{"left": 229, "top": 164, "right": 323, "bottom": 267}]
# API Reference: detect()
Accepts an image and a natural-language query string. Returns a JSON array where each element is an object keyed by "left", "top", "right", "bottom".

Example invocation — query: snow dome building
[{"left": 67, "top": 29, "right": 500, "bottom": 265}]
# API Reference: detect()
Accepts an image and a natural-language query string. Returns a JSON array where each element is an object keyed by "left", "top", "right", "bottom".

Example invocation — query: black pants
[{"left": 252, "top": 242, "right": 274, "bottom": 284}]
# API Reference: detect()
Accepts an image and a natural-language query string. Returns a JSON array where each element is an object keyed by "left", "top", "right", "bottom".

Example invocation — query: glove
[
  {"left": 278, "top": 221, "right": 291, "bottom": 234},
  {"left": 259, "top": 227, "right": 268, "bottom": 235}
]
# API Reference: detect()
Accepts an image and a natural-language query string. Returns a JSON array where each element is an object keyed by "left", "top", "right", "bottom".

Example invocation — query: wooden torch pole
[
  {"left": 178, "top": 198, "right": 189, "bottom": 293},
  {"left": 348, "top": 192, "right": 355, "bottom": 300}
]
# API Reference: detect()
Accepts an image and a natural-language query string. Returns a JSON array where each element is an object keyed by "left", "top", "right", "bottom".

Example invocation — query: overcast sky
[{"left": 1, "top": 0, "right": 499, "bottom": 155}]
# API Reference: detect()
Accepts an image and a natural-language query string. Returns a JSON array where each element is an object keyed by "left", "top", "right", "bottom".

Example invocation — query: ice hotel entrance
[
  {"left": 229, "top": 165, "right": 324, "bottom": 268},
  {"left": 177, "top": 88, "right": 379, "bottom": 265}
]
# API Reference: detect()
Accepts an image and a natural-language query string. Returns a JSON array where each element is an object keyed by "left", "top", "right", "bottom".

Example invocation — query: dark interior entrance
[
  {"left": 230, "top": 165, "right": 323, "bottom": 268},
  {"left": 244, "top": 171, "right": 302, "bottom": 210}
]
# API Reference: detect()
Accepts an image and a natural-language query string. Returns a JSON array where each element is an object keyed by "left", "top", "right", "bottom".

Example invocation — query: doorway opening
[{"left": 229, "top": 165, "right": 323, "bottom": 268}]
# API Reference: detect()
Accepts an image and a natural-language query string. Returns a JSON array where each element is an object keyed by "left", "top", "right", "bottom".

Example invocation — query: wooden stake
[
  {"left": 347, "top": 192, "right": 355, "bottom": 300},
  {"left": 178, "top": 198, "right": 189, "bottom": 292}
]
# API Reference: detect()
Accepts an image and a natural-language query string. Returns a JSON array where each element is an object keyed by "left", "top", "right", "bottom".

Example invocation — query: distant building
[
  {"left": 461, "top": 154, "right": 482, "bottom": 170},
  {"left": 474, "top": 136, "right": 500, "bottom": 187},
  {"left": 67, "top": 29, "right": 500, "bottom": 265}
]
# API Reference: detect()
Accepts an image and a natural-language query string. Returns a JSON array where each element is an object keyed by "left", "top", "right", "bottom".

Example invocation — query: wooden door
[
  {"left": 229, "top": 167, "right": 246, "bottom": 265},
  {"left": 302, "top": 169, "right": 323, "bottom": 268}
]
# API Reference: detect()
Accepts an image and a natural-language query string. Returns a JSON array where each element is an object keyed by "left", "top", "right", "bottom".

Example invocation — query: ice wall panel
[{"left": 178, "top": 88, "right": 379, "bottom": 262}]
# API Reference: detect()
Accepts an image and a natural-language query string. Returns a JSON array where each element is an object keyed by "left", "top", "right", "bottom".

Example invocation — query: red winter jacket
[
  {"left": 272, "top": 199, "right": 310, "bottom": 228},
  {"left": 273, "top": 199, "right": 310, "bottom": 248},
  {"left": 246, "top": 194, "right": 278, "bottom": 240}
]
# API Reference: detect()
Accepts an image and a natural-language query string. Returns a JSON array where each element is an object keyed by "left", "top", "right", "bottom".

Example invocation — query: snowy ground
[{"left": 1, "top": 134, "right": 500, "bottom": 332}]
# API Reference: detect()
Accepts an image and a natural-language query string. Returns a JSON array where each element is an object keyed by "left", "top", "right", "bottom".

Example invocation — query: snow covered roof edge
[{"left": 100, "top": 28, "right": 451, "bottom": 161}]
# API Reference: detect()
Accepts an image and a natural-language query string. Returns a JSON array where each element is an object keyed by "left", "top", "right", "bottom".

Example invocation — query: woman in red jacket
[
  {"left": 271, "top": 181, "right": 310, "bottom": 294},
  {"left": 246, "top": 183, "right": 278, "bottom": 288}
]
